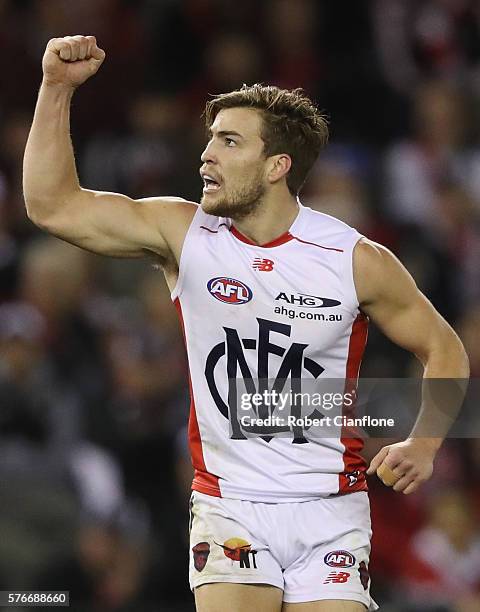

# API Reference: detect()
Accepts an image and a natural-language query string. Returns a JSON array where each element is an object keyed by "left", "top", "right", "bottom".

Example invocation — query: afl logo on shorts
[
  {"left": 207, "top": 277, "right": 253, "bottom": 305},
  {"left": 324, "top": 550, "right": 356, "bottom": 568}
]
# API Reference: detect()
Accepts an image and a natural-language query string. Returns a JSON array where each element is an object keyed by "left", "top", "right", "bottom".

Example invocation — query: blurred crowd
[{"left": 1, "top": 1, "right": 480, "bottom": 611}]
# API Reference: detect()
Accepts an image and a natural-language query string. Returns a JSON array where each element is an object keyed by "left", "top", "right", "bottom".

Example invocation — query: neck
[{"left": 231, "top": 189, "right": 300, "bottom": 245}]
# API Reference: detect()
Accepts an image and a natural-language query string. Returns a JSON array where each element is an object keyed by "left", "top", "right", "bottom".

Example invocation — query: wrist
[
  {"left": 41, "top": 79, "right": 76, "bottom": 97},
  {"left": 407, "top": 436, "right": 443, "bottom": 454}
]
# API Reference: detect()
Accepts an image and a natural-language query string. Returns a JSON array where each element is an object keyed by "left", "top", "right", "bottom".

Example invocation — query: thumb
[
  {"left": 90, "top": 47, "right": 106, "bottom": 62},
  {"left": 367, "top": 446, "right": 390, "bottom": 475}
]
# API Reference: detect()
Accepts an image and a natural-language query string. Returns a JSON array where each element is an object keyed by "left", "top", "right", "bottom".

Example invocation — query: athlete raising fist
[{"left": 24, "top": 36, "right": 469, "bottom": 612}]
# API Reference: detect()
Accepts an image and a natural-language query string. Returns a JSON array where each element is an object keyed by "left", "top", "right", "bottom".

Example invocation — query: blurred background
[{"left": 1, "top": 1, "right": 480, "bottom": 611}]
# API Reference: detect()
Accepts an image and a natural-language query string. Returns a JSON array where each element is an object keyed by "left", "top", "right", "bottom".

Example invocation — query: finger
[
  {"left": 377, "top": 462, "right": 401, "bottom": 487},
  {"left": 367, "top": 446, "right": 389, "bottom": 475},
  {"left": 79, "top": 43, "right": 89, "bottom": 61},
  {"left": 90, "top": 46, "right": 106, "bottom": 62},
  {"left": 72, "top": 36, "right": 88, "bottom": 60},
  {"left": 86, "top": 36, "right": 96, "bottom": 58},
  {"left": 47, "top": 38, "right": 66, "bottom": 53},
  {"left": 59, "top": 44, "right": 72, "bottom": 61},
  {"left": 393, "top": 469, "right": 417, "bottom": 492},
  {"left": 403, "top": 480, "right": 421, "bottom": 495},
  {"left": 382, "top": 450, "right": 404, "bottom": 471}
]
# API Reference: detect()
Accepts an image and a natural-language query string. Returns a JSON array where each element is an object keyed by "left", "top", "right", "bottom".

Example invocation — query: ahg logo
[{"left": 275, "top": 293, "right": 341, "bottom": 308}]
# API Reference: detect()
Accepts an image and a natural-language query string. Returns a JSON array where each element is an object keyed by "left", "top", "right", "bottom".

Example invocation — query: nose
[{"left": 201, "top": 139, "right": 216, "bottom": 164}]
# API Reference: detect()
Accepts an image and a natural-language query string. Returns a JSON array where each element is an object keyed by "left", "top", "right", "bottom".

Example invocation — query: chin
[
  {"left": 200, "top": 194, "right": 228, "bottom": 216},
  {"left": 200, "top": 182, "right": 265, "bottom": 219}
]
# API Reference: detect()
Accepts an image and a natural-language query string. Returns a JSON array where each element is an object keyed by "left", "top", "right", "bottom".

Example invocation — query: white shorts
[{"left": 189, "top": 490, "right": 378, "bottom": 609}]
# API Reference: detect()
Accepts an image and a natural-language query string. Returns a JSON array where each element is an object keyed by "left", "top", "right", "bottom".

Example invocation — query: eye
[{"left": 225, "top": 137, "right": 236, "bottom": 147}]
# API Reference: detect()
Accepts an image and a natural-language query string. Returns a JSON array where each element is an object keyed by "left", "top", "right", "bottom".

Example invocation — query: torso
[{"left": 171, "top": 204, "right": 369, "bottom": 502}]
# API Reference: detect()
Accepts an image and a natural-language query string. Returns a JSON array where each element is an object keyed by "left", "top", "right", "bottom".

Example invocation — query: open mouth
[{"left": 203, "top": 175, "right": 222, "bottom": 194}]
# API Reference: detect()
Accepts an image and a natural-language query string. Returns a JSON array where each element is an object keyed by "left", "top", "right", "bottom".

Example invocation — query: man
[{"left": 24, "top": 36, "right": 469, "bottom": 612}]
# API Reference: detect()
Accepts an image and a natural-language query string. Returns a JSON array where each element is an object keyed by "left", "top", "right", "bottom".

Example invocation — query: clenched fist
[
  {"left": 42, "top": 36, "right": 105, "bottom": 88},
  {"left": 367, "top": 438, "right": 436, "bottom": 494}
]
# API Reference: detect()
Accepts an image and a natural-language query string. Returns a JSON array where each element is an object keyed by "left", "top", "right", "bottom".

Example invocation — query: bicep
[
  {"left": 354, "top": 239, "right": 448, "bottom": 362},
  {"left": 43, "top": 189, "right": 197, "bottom": 259}
]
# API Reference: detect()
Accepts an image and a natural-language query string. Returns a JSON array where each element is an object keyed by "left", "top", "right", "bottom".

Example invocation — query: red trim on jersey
[
  {"left": 200, "top": 223, "right": 229, "bottom": 234},
  {"left": 291, "top": 235, "right": 344, "bottom": 252},
  {"left": 339, "top": 312, "right": 369, "bottom": 494},
  {"left": 230, "top": 225, "right": 294, "bottom": 247},
  {"left": 174, "top": 297, "right": 221, "bottom": 497}
]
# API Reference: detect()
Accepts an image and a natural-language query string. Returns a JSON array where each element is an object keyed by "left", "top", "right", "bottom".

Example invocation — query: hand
[
  {"left": 366, "top": 438, "right": 437, "bottom": 494},
  {"left": 42, "top": 36, "right": 105, "bottom": 89}
]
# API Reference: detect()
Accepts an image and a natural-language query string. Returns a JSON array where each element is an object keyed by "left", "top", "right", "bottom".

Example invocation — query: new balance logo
[
  {"left": 252, "top": 258, "right": 274, "bottom": 271},
  {"left": 323, "top": 571, "right": 350, "bottom": 584}
]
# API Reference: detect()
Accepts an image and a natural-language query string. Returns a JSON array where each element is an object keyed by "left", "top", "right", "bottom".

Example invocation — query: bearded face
[{"left": 200, "top": 107, "right": 269, "bottom": 220}]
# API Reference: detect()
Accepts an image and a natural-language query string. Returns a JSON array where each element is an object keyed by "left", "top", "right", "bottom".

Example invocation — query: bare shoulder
[
  {"left": 354, "top": 237, "right": 392, "bottom": 268},
  {"left": 135, "top": 196, "right": 198, "bottom": 262},
  {"left": 353, "top": 237, "right": 416, "bottom": 308},
  {"left": 136, "top": 196, "right": 198, "bottom": 219}
]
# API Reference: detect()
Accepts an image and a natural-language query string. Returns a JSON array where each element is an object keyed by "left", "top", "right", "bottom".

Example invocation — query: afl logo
[
  {"left": 324, "top": 550, "right": 356, "bottom": 568},
  {"left": 207, "top": 277, "right": 253, "bottom": 305}
]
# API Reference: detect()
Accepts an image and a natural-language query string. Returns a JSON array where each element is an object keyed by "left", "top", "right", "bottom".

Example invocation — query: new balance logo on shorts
[{"left": 323, "top": 571, "right": 351, "bottom": 584}]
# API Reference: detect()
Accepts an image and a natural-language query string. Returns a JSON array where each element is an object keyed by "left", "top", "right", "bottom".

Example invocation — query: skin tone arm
[
  {"left": 354, "top": 238, "right": 470, "bottom": 494},
  {"left": 23, "top": 36, "right": 196, "bottom": 277}
]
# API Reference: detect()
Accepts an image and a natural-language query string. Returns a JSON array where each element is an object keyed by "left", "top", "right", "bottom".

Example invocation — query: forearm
[
  {"left": 409, "top": 332, "right": 470, "bottom": 450},
  {"left": 23, "top": 81, "right": 80, "bottom": 224}
]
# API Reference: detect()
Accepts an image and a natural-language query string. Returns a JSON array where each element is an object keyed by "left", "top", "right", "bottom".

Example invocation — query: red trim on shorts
[
  {"left": 230, "top": 225, "right": 294, "bottom": 247},
  {"left": 339, "top": 312, "right": 369, "bottom": 494},
  {"left": 174, "top": 297, "right": 221, "bottom": 497}
]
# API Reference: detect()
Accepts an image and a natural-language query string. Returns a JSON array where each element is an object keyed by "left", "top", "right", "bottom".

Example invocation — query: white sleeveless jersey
[{"left": 172, "top": 203, "right": 369, "bottom": 502}]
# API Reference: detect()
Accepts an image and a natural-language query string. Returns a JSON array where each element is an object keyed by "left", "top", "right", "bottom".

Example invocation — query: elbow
[
  {"left": 458, "top": 342, "right": 470, "bottom": 378},
  {"left": 447, "top": 327, "right": 470, "bottom": 378},
  {"left": 425, "top": 327, "right": 471, "bottom": 378},
  {"left": 24, "top": 196, "right": 51, "bottom": 230},
  {"left": 23, "top": 192, "right": 69, "bottom": 233}
]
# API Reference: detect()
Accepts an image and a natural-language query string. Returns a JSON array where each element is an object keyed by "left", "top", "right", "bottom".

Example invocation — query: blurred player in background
[{"left": 23, "top": 36, "right": 469, "bottom": 612}]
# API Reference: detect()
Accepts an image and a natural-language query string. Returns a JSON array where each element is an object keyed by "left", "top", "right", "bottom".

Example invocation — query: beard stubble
[{"left": 201, "top": 175, "right": 266, "bottom": 220}]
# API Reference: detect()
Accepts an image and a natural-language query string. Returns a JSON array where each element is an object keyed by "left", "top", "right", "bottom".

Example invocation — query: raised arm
[
  {"left": 23, "top": 36, "right": 196, "bottom": 261},
  {"left": 353, "top": 238, "right": 470, "bottom": 494}
]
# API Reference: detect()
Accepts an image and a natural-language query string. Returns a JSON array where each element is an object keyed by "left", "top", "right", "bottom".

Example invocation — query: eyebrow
[{"left": 208, "top": 129, "right": 244, "bottom": 140}]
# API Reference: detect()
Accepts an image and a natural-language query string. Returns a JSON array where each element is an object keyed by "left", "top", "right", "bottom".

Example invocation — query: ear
[{"left": 266, "top": 154, "right": 292, "bottom": 185}]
